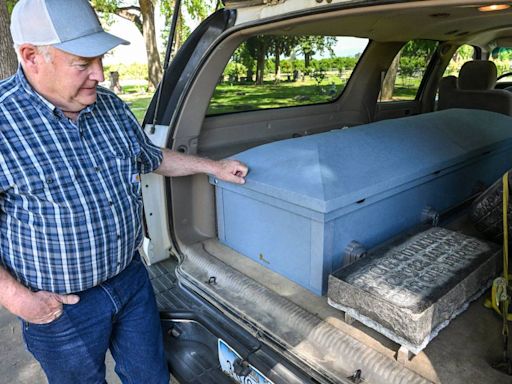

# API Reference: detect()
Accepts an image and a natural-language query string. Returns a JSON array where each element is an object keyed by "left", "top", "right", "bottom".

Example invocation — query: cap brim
[{"left": 54, "top": 31, "right": 130, "bottom": 58}]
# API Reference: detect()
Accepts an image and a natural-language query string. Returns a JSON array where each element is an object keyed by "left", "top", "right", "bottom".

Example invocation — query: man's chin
[
  {"left": 76, "top": 95, "right": 97, "bottom": 108},
  {"left": 78, "top": 87, "right": 97, "bottom": 99}
]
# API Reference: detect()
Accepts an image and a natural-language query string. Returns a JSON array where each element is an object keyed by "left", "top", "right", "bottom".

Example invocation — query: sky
[
  {"left": 102, "top": 14, "right": 167, "bottom": 66},
  {"left": 332, "top": 37, "right": 368, "bottom": 57},
  {"left": 102, "top": 14, "right": 369, "bottom": 66}
]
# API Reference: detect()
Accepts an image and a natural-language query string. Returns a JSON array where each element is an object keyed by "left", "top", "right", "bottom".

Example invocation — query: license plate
[{"left": 218, "top": 339, "right": 274, "bottom": 384}]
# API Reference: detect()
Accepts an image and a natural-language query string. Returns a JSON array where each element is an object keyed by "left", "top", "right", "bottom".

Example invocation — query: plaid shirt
[{"left": 0, "top": 69, "right": 162, "bottom": 294}]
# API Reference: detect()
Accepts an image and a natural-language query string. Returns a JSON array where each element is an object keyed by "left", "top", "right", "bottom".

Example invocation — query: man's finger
[
  {"left": 227, "top": 172, "right": 246, "bottom": 184},
  {"left": 234, "top": 164, "right": 249, "bottom": 177},
  {"left": 55, "top": 294, "right": 80, "bottom": 305}
]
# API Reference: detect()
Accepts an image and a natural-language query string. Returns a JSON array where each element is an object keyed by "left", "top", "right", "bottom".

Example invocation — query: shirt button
[
  {"left": 117, "top": 234, "right": 121, "bottom": 239},
  {"left": 109, "top": 201, "right": 113, "bottom": 206},
  {"left": 46, "top": 178, "right": 53, "bottom": 184},
  {"left": 95, "top": 167, "right": 100, "bottom": 172}
]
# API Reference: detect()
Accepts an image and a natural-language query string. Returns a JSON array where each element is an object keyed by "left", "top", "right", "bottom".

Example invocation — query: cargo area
[
  {"left": 142, "top": 4, "right": 512, "bottom": 381},
  {"left": 176, "top": 213, "right": 505, "bottom": 384},
  {"left": 170, "top": 109, "right": 512, "bottom": 383}
]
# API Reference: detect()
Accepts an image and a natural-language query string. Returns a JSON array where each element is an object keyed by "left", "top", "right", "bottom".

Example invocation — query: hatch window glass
[
  {"left": 380, "top": 39, "right": 438, "bottom": 102},
  {"left": 207, "top": 35, "right": 369, "bottom": 115}
]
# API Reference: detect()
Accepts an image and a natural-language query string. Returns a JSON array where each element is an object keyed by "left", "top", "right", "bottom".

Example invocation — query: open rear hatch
[{"left": 141, "top": 3, "right": 512, "bottom": 383}]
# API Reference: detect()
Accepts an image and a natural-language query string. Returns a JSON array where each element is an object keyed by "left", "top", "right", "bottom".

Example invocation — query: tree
[
  {"left": 0, "top": 0, "right": 18, "bottom": 79},
  {"left": 237, "top": 43, "right": 256, "bottom": 82},
  {"left": 93, "top": 0, "right": 217, "bottom": 90},
  {"left": 381, "top": 40, "right": 437, "bottom": 100},
  {"left": 452, "top": 44, "right": 474, "bottom": 62},
  {"left": 401, "top": 39, "right": 437, "bottom": 59},
  {"left": 244, "top": 36, "right": 271, "bottom": 85},
  {"left": 92, "top": 0, "right": 163, "bottom": 90},
  {"left": 333, "top": 57, "right": 357, "bottom": 72},
  {"left": 381, "top": 52, "right": 400, "bottom": 100},
  {"left": 268, "top": 35, "right": 299, "bottom": 82},
  {"left": 233, "top": 35, "right": 337, "bottom": 85},
  {"left": 160, "top": 0, "right": 214, "bottom": 56},
  {"left": 311, "top": 69, "right": 326, "bottom": 86},
  {"left": 223, "top": 62, "right": 246, "bottom": 83},
  {"left": 296, "top": 36, "right": 336, "bottom": 69}
]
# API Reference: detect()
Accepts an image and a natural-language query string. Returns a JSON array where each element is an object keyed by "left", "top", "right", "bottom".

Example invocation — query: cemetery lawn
[{"left": 120, "top": 77, "right": 420, "bottom": 123}]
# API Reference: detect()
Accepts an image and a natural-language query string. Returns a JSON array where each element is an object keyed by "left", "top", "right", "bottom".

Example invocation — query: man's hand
[
  {"left": 215, "top": 159, "right": 249, "bottom": 184},
  {"left": 156, "top": 149, "right": 249, "bottom": 184},
  {"left": 0, "top": 265, "right": 79, "bottom": 324},
  {"left": 15, "top": 290, "right": 80, "bottom": 324}
]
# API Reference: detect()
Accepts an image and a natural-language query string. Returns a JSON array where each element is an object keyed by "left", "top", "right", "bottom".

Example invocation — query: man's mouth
[
  {"left": 80, "top": 87, "right": 97, "bottom": 94},
  {"left": 81, "top": 83, "right": 98, "bottom": 91}
]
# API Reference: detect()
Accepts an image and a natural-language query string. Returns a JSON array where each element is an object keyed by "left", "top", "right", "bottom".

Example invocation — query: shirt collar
[{"left": 15, "top": 66, "right": 96, "bottom": 118}]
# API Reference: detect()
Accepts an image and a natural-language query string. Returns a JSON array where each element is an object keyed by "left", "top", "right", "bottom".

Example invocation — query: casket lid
[{"left": 214, "top": 109, "right": 512, "bottom": 213}]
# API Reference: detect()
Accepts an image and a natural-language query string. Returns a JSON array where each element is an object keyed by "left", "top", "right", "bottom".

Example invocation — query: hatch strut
[{"left": 150, "top": 0, "right": 182, "bottom": 133}]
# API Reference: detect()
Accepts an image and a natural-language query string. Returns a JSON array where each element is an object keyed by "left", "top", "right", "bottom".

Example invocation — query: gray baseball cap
[{"left": 10, "top": 0, "right": 130, "bottom": 58}]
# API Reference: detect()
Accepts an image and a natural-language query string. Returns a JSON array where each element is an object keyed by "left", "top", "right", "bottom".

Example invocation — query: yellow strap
[
  {"left": 487, "top": 173, "right": 512, "bottom": 321},
  {"left": 501, "top": 172, "right": 511, "bottom": 327},
  {"left": 504, "top": 172, "right": 509, "bottom": 283}
]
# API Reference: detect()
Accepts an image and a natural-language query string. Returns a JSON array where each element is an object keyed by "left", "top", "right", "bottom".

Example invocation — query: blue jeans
[{"left": 21, "top": 254, "right": 169, "bottom": 384}]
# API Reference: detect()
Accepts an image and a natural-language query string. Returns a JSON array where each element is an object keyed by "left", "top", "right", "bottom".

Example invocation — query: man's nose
[{"left": 89, "top": 58, "right": 105, "bottom": 82}]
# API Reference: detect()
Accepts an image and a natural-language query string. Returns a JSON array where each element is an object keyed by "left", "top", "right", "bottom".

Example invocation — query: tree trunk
[
  {"left": 381, "top": 51, "right": 401, "bottom": 101},
  {"left": 139, "top": 0, "right": 162, "bottom": 91},
  {"left": 274, "top": 46, "right": 281, "bottom": 82},
  {"left": 109, "top": 71, "right": 122, "bottom": 93},
  {"left": 115, "top": 6, "right": 143, "bottom": 33},
  {"left": 256, "top": 40, "right": 265, "bottom": 85},
  {"left": 175, "top": 11, "right": 183, "bottom": 55},
  {"left": 304, "top": 53, "right": 311, "bottom": 69},
  {"left": 0, "top": 0, "right": 17, "bottom": 79}
]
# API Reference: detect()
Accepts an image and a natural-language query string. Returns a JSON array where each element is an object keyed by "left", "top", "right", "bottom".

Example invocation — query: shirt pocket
[
  {"left": 10, "top": 168, "right": 87, "bottom": 232},
  {"left": 14, "top": 167, "right": 78, "bottom": 203},
  {"left": 91, "top": 126, "right": 143, "bottom": 202},
  {"left": 96, "top": 122, "right": 142, "bottom": 162},
  {"left": 105, "top": 146, "right": 143, "bottom": 203}
]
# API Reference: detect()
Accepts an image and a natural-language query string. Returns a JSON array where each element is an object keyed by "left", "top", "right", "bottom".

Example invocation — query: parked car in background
[{"left": 140, "top": 1, "right": 512, "bottom": 383}]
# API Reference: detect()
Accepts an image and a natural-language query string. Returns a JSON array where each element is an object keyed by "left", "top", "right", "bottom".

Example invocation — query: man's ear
[{"left": 18, "top": 44, "right": 40, "bottom": 72}]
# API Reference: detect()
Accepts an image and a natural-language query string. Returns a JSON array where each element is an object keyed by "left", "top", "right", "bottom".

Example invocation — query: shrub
[
  {"left": 223, "top": 62, "right": 248, "bottom": 82},
  {"left": 103, "top": 63, "right": 148, "bottom": 81}
]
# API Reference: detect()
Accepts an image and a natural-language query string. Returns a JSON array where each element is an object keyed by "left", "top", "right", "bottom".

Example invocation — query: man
[{"left": 0, "top": 0, "right": 248, "bottom": 383}]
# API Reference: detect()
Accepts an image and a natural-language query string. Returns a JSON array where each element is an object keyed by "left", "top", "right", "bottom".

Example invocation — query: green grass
[
  {"left": 208, "top": 77, "right": 345, "bottom": 115},
  {"left": 391, "top": 86, "right": 419, "bottom": 99},
  {"left": 122, "top": 84, "right": 148, "bottom": 94},
  {"left": 391, "top": 77, "right": 422, "bottom": 100},
  {"left": 118, "top": 75, "right": 421, "bottom": 123},
  {"left": 118, "top": 86, "right": 153, "bottom": 123}
]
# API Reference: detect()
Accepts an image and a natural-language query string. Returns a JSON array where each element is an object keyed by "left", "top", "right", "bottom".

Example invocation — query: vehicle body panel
[{"left": 143, "top": 1, "right": 512, "bottom": 382}]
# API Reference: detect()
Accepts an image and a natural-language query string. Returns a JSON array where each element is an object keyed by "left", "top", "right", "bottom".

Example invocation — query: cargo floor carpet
[{"left": 176, "top": 217, "right": 506, "bottom": 384}]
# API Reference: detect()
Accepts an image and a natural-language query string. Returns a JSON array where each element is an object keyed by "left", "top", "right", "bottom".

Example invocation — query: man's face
[{"left": 33, "top": 47, "right": 105, "bottom": 113}]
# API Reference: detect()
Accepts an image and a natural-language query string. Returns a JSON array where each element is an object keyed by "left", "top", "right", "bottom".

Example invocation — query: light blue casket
[{"left": 211, "top": 109, "right": 512, "bottom": 295}]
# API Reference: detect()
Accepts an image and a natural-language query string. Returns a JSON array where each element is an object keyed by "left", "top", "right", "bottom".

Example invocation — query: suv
[{"left": 141, "top": 1, "right": 512, "bottom": 383}]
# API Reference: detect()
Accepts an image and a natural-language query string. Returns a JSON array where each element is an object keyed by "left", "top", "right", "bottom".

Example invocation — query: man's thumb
[{"left": 57, "top": 294, "right": 80, "bottom": 305}]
